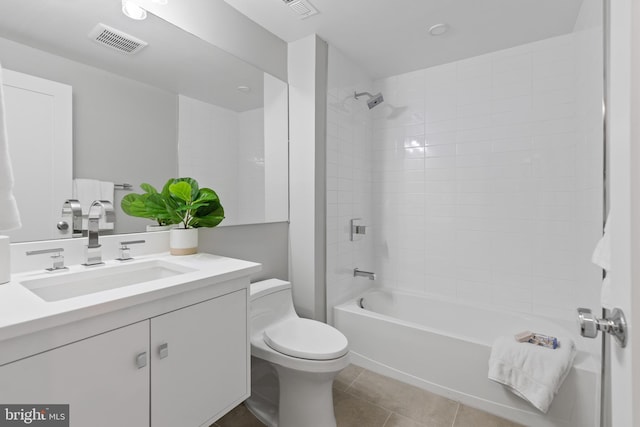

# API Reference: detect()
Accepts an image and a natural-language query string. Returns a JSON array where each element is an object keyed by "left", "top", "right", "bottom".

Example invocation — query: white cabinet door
[
  {"left": 150, "top": 289, "right": 248, "bottom": 427},
  {"left": 0, "top": 321, "right": 149, "bottom": 427}
]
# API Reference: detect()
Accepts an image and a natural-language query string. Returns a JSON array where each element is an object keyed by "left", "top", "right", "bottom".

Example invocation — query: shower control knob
[{"left": 577, "top": 307, "right": 627, "bottom": 348}]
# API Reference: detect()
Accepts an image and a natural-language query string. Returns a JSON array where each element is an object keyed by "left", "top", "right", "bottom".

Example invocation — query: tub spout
[{"left": 354, "top": 268, "right": 376, "bottom": 280}]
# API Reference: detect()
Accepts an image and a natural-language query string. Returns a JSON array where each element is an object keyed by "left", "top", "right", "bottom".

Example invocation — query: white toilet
[{"left": 245, "top": 279, "right": 350, "bottom": 427}]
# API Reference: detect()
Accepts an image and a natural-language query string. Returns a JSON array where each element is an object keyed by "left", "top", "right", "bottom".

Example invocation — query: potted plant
[
  {"left": 121, "top": 178, "right": 225, "bottom": 255},
  {"left": 121, "top": 183, "right": 176, "bottom": 231}
]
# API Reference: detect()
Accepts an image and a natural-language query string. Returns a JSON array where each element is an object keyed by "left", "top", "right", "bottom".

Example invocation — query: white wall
[
  {"left": 325, "top": 46, "right": 375, "bottom": 323},
  {"left": 369, "top": 30, "right": 603, "bottom": 323},
  {"left": 199, "top": 222, "right": 289, "bottom": 282},
  {"left": 288, "top": 35, "right": 328, "bottom": 320}
]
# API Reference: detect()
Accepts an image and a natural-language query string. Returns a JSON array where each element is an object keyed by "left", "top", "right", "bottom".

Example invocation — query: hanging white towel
[
  {"left": 592, "top": 212, "right": 612, "bottom": 309},
  {"left": 73, "top": 178, "right": 114, "bottom": 213},
  {"left": 488, "top": 336, "right": 576, "bottom": 413},
  {"left": 72, "top": 178, "right": 115, "bottom": 230},
  {"left": 0, "top": 62, "right": 21, "bottom": 231}
]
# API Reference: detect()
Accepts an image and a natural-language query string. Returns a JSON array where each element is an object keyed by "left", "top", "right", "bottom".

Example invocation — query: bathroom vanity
[{"left": 0, "top": 252, "right": 261, "bottom": 427}]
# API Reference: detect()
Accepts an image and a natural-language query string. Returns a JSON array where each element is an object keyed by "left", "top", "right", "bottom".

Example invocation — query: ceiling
[
  {"left": 0, "top": 0, "right": 265, "bottom": 111},
  {"left": 223, "top": 0, "right": 585, "bottom": 79}
]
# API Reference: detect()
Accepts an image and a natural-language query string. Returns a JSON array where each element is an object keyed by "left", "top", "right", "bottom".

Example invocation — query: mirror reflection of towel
[
  {"left": 72, "top": 178, "right": 114, "bottom": 230},
  {"left": 592, "top": 212, "right": 612, "bottom": 309},
  {"left": 0, "top": 62, "right": 21, "bottom": 231}
]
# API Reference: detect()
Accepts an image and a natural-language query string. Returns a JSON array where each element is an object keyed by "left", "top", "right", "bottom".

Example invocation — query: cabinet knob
[
  {"left": 159, "top": 343, "right": 169, "bottom": 359},
  {"left": 135, "top": 352, "right": 147, "bottom": 369}
]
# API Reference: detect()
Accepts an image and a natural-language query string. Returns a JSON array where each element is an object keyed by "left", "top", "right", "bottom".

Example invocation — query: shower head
[{"left": 354, "top": 91, "right": 385, "bottom": 109}]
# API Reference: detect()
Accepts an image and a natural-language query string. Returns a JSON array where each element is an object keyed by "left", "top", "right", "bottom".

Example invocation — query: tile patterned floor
[{"left": 212, "top": 364, "right": 524, "bottom": 427}]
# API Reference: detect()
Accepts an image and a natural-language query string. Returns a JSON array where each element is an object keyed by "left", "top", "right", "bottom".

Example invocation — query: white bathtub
[{"left": 334, "top": 289, "right": 600, "bottom": 427}]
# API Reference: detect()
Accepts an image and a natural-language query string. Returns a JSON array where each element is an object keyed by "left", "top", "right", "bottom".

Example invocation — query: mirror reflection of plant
[
  {"left": 121, "top": 183, "right": 174, "bottom": 226},
  {"left": 121, "top": 178, "right": 224, "bottom": 229}
]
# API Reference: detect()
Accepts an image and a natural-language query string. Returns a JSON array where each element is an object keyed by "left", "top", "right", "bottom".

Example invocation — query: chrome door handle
[
  {"left": 577, "top": 307, "right": 627, "bottom": 348},
  {"left": 158, "top": 343, "right": 169, "bottom": 359},
  {"left": 135, "top": 352, "right": 147, "bottom": 369}
]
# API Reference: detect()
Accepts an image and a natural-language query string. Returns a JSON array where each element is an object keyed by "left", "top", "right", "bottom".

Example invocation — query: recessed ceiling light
[
  {"left": 428, "top": 23, "right": 449, "bottom": 36},
  {"left": 237, "top": 86, "right": 251, "bottom": 93},
  {"left": 122, "top": 0, "right": 147, "bottom": 20}
]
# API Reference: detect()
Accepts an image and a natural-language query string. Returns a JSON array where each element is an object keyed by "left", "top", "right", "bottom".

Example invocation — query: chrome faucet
[
  {"left": 26, "top": 248, "right": 67, "bottom": 272},
  {"left": 354, "top": 268, "right": 376, "bottom": 280},
  {"left": 116, "top": 239, "right": 146, "bottom": 261},
  {"left": 58, "top": 199, "right": 83, "bottom": 237},
  {"left": 83, "top": 200, "right": 115, "bottom": 266}
]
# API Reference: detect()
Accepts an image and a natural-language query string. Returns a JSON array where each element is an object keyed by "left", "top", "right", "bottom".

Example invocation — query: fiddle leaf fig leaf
[
  {"left": 169, "top": 181, "right": 193, "bottom": 202},
  {"left": 140, "top": 183, "right": 158, "bottom": 194},
  {"left": 121, "top": 193, "right": 149, "bottom": 218}
]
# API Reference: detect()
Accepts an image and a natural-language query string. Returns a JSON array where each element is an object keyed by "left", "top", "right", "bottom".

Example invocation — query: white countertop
[{"left": 0, "top": 252, "right": 261, "bottom": 342}]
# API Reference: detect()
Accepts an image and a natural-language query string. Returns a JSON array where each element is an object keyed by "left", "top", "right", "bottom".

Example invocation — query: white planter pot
[
  {"left": 146, "top": 224, "right": 174, "bottom": 232},
  {"left": 169, "top": 228, "right": 198, "bottom": 255}
]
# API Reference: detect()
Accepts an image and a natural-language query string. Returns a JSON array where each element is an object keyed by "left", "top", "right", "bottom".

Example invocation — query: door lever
[{"left": 577, "top": 307, "right": 627, "bottom": 348}]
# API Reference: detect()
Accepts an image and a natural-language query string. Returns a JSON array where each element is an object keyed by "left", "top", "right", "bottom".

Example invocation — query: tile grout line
[
  {"left": 343, "top": 366, "right": 366, "bottom": 392},
  {"left": 343, "top": 386, "right": 394, "bottom": 415},
  {"left": 380, "top": 411, "right": 393, "bottom": 427},
  {"left": 347, "top": 367, "right": 457, "bottom": 427},
  {"left": 450, "top": 402, "right": 461, "bottom": 427},
  {"left": 341, "top": 384, "right": 398, "bottom": 423}
]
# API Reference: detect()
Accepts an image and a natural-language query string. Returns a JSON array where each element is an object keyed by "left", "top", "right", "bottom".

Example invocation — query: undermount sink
[{"left": 20, "top": 260, "right": 195, "bottom": 302}]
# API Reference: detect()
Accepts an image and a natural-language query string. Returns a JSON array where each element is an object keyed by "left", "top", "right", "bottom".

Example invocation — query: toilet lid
[{"left": 263, "top": 318, "right": 348, "bottom": 360}]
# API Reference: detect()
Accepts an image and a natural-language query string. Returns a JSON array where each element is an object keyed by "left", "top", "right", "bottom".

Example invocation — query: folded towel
[
  {"left": 0, "top": 62, "right": 21, "bottom": 231},
  {"left": 488, "top": 335, "right": 576, "bottom": 413},
  {"left": 592, "top": 212, "right": 612, "bottom": 308}
]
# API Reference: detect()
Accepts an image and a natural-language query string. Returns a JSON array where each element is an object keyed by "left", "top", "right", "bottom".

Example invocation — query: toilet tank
[{"left": 250, "top": 279, "right": 297, "bottom": 334}]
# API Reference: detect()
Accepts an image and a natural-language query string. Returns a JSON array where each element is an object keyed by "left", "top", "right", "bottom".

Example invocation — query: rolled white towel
[{"left": 488, "top": 335, "right": 576, "bottom": 413}]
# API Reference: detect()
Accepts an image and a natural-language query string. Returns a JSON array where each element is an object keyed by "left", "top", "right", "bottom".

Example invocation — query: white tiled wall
[
  {"left": 325, "top": 46, "right": 375, "bottom": 323},
  {"left": 370, "top": 29, "right": 603, "bottom": 322}
]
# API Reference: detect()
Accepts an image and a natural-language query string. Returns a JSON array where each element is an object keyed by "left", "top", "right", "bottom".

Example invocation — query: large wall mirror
[{"left": 0, "top": 0, "right": 289, "bottom": 243}]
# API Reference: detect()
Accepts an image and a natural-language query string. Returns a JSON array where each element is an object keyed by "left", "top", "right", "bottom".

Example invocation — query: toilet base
[
  {"left": 275, "top": 364, "right": 339, "bottom": 427},
  {"left": 246, "top": 356, "right": 348, "bottom": 427}
]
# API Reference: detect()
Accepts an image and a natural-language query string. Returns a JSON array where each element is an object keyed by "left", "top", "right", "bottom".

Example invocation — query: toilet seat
[{"left": 263, "top": 318, "right": 348, "bottom": 360}]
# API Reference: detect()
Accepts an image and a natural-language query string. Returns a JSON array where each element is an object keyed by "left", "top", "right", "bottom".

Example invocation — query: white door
[
  {"left": 2, "top": 69, "right": 72, "bottom": 242},
  {"left": 605, "top": 0, "right": 637, "bottom": 425}
]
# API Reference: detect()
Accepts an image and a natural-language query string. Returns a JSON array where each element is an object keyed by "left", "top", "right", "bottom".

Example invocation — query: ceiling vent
[
  {"left": 88, "top": 23, "right": 148, "bottom": 54},
  {"left": 282, "top": 0, "right": 319, "bottom": 19}
]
